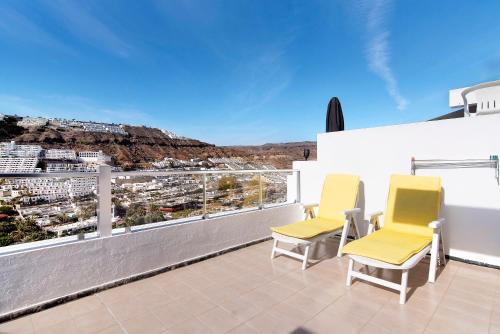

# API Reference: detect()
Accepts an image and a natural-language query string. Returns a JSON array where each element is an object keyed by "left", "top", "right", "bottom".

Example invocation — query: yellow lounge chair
[
  {"left": 343, "top": 174, "right": 445, "bottom": 304},
  {"left": 270, "top": 174, "right": 361, "bottom": 270}
]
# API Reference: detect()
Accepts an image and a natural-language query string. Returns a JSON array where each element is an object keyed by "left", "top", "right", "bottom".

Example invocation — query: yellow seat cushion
[
  {"left": 271, "top": 217, "right": 345, "bottom": 239},
  {"left": 343, "top": 229, "right": 432, "bottom": 265},
  {"left": 271, "top": 173, "right": 359, "bottom": 239},
  {"left": 384, "top": 174, "right": 441, "bottom": 238}
]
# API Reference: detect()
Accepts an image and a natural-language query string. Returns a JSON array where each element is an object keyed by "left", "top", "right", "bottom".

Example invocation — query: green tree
[
  {"left": 53, "top": 213, "right": 70, "bottom": 225},
  {"left": 9, "top": 217, "right": 55, "bottom": 245},
  {"left": 218, "top": 176, "right": 240, "bottom": 191},
  {"left": 79, "top": 203, "right": 97, "bottom": 220}
]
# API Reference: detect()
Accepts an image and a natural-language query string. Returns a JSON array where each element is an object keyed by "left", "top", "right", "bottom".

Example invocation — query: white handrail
[{"left": 461, "top": 79, "right": 500, "bottom": 116}]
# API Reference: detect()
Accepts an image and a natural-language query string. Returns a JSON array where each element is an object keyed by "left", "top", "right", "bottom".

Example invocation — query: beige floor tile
[
  {"left": 163, "top": 318, "right": 214, "bottom": 334},
  {"left": 245, "top": 312, "right": 297, "bottom": 334},
  {"left": 120, "top": 311, "right": 166, "bottom": 334},
  {"left": 240, "top": 289, "right": 279, "bottom": 310},
  {"left": 303, "top": 308, "right": 368, "bottom": 334},
  {"left": 73, "top": 307, "right": 117, "bottom": 334},
  {"left": 196, "top": 306, "right": 243, "bottom": 333},
  {"left": 31, "top": 306, "right": 72, "bottom": 330},
  {"left": 283, "top": 292, "right": 330, "bottom": 316},
  {"left": 368, "top": 302, "right": 432, "bottom": 334},
  {"left": 0, "top": 316, "right": 34, "bottom": 334},
  {"left": 106, "top": 299, "right": 142, "bottom": 322},
  {"left": 491, "top": 309, "right": 500, "bottom": 325},
  {"left": 133, "top": 289, "right": 172, "bottom": 310},
  {"left": 267, "top": 302, "right": 315, "bottom": 327},
  {"left": 63, "top": 295, "right": 104, "bottom": 318},
  {"left": 297, "top": 282, "right": 345, "bottom": 305},
  {"left": 439, "top": 292, "right": 493, "bottom": 322},
  {"left": 226, "top": 323, "right": 259, "bottom": 334},
  {"left": 97, "top": 285, "right": 136, "bottom": 305},
  {"left": 34, "top": 318, "right": 79, "bottom": 334},
  {"left": 178, "top": 295, "right": 217, "bottom": 316},
  {"left": 490, "top": 324, "right": 500, "bottom": 334},
  {"left": 358, "top": 322, "right": 393, "bottom": 334},
  {"left": 425, "top": 305, "right": 490, "bottom": 334},
  {"left": 218, "top": 297, "right": 263, "bottom": 321},
  {"left": 254, "top": 281, "right": 296, "bottom": 301},
  {"left": 95, "top": 324, "right": 125, "bottom": 334},
  {"left": 150, "top": 300, "right": 194, "bottom": 329}
]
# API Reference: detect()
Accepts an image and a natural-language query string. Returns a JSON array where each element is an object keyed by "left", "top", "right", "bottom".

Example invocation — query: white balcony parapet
[
  {"left": 0, "top": 168, "right": 299, "bottom": 249},
  {"left": 450, "top": 79, "right": 500, "bottom": 116}
]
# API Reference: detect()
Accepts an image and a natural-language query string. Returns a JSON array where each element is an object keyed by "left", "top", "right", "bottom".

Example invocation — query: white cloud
[
  {"left": 0, "top": 5, "right": 72, "bottom": 53},
  {"left": 362, "top": 0, "right": 408, "bottom": 110},
  {"left": 43, "top": 1, "right": 130, "bottom": 58},
  {"left": 0, "top": 94, "right": 151, "bottom": 125}
]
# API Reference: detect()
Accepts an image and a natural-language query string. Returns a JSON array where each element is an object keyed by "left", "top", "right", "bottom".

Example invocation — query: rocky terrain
[{"left": 0, "top": 116, "right": 316, "bottom": 169}]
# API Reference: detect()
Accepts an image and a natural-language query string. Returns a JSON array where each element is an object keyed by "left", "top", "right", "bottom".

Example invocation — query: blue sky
[{"left": 1, "top": 1, "right": 499, "bottom": 145}]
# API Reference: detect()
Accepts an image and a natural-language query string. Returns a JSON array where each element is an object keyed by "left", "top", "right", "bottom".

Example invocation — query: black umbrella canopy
[{"left": 326, "top": 97, "right": 345, "bottom": 132}]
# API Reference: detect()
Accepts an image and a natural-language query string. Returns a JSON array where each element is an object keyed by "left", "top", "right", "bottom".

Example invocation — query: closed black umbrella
[{"left": 326, "top": 97, "right": 344, "bottom": 132}]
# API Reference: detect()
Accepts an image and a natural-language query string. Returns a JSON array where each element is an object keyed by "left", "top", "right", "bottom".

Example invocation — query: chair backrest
[
  {"left": 317, "top": 174, "right": 360, "bottom": 221},
  {"left": 384, "top": 174, "right": 442, "bottom": 238}
]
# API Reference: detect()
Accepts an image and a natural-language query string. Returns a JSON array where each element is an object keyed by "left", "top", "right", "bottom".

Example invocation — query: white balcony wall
[
  {"left": 0, "top": 204, "right": 302, "bottom": 317},
  {"left": 295, "top": 114, "right": 500, "bottom": 267}
]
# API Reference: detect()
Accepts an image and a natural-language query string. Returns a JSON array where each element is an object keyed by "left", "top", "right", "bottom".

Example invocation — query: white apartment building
[
  {"left": 49, "top": 118, "right": 86, "bottom": 129},
  {"left": 9, "top": 176, "right": 96, "bottom": 202},
  {"left": 46, "top": 162, "right": 96, "bottom": 173},
  {"left": 0, "top": 157, "right": 40, "bottom": 173},
  {"left": 0, "top": 141, "right": 42, "bottom": 158},
  {"left": 161, "top": 129, "right": 180, "bottom": 139},
  {"left": 78, "top": 151, "right": 111, "bottom": 164},
  {"left": 0, "top": 113, "right": 5, "bottom": 120},
  {"left": 11, "top": 178, "right": 68, "bottom": 202},
  {"left": 44, "top": 149, "right": 77, "bottom": 160},
  {"left": 82, "top": 122, "right": 128, "bottom": 135},
  {"left": 68, "top": 177, "right": 96, "bottom": 198},
  {"left": 17, "top": 117, "right": 48, "bottom": 128}
]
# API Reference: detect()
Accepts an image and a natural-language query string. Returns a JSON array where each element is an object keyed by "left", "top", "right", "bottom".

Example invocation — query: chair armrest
[
  {"left": 302, "top": 203, "right": 319, "bottom": 209},
  {"left": 367, "top": 210, "right": 384, "bottom": 234},
  {"left": 369, "top": 211, "right": 384, "bottom": 219},
  {"left": 341, "top": 208, "right": 361, "bottom": 216},
  {"left": 429, "top": 218, "right": 445, "bottom": 230},
  {"left": 302, "top": 203, "right": 319, "bottom": 219}
]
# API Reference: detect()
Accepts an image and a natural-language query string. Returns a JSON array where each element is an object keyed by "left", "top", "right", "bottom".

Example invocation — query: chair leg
[
  {"left": 337, "top": 220, "right": 350, "bottom": 257},
  {"left": 400, "top": 269, "right": 409, "bottom": 304},
  {"left": 270, "top": 239, "right": 278, "bottom": 259},
  {"left": 440, "top": 230, "right": 447, "bottom": 266},
  {"left": 428, "top": 232, "right": 440, "bottom": 283},
  {"left": 346, "top": 258, "right": 354, "bottom": 286},
  {"left": 302, "top": 245, "right": 311, "bottom": 270}
]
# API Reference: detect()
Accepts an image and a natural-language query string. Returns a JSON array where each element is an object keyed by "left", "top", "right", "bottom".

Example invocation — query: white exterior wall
[
  {"left": 295, "top": 114, "right": 500, "bottom": 266},
  {"left": 0, "top": 204, "right": 302, "bottom": 317},
  {"left": 449, "top": 85, "right": 500, "bottom": 110}
]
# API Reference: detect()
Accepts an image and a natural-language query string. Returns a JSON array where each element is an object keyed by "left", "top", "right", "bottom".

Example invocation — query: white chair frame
[
  {"left": 271, "top": 204, "right": 361, "bottom": 270},
  {"left": 346, "top": 212, "right": 446, "bottom": 304}
]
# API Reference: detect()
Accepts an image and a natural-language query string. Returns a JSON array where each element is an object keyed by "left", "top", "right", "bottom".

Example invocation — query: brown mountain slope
[{"left": 5, "top": 118, "right": 315, "bottom": 168}]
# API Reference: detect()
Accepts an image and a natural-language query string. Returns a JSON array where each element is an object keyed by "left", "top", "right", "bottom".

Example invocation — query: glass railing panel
[
  {"left": 111, "top": 173, "right": 204, "bottom": 229},
  {"left": 205, "top": 173, "right": 254, "bottom": 215},
  {"left": 0, "top": 175, "right": 98, "bottom": 248},
  {"left": 262, "top": 171, "right": 294, "bottom": 206}
]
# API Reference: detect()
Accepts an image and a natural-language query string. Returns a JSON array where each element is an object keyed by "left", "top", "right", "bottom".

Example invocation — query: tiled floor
[{"left": 1, "top": 239, "right": 499, "bottom": 334}]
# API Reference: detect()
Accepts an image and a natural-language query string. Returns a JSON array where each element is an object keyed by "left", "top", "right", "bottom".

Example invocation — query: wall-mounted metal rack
[{"left": 411, "top": 157, "right": 499, "bottom": 184}]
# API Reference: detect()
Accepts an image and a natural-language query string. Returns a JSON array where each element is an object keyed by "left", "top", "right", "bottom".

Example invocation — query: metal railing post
[
  {"left": 97, "top": 165, "right": 112, "bottom": 237},
  {"left": 258, "top": 172, "right": 263, "bottom": 209},
  {"left": 202, "top": 173, "right": 207, "bottom": 218},
  {"left": 296, "top": 170, "right": 301, "bottom": 203}
]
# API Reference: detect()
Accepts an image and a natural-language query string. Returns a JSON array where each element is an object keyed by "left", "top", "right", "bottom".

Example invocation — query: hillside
[
  {"left": 0, "top": 116, "right": 315, "bottom": 168},
  {"left": 224, "top": 141, "right": 317, "bottom": 168}
]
